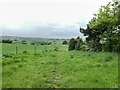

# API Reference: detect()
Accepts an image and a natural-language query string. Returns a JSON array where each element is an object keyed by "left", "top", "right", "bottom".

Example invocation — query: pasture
[{"left": 2, "top": 43, "right": 118, "bottom": 88}]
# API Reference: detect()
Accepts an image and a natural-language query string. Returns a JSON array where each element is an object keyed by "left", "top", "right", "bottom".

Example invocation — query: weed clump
[
  {"left": 87, "top": 54, "right": 91, "bottom": 57},
  {"left": 105, "top": 55, "right": 113, "bottom": 62},
  {"left": 18, "top": 63, "right": 23, "bottom": 68},
  {"left": 34, "top": 53, "right": 42, "bottom": 57},
  {"left": 2, "top": 59, "right": 11, "bottom": 66},
  {"left": 23, "top": 51, "right": 28, "bottom": 54},
  {"left": 54, "top": 46, "right": 59, "bottom": 51},
  {"left": 11, "top": 66, "right": 18, "bottom": 71},
  {"left": 3, "top": 54, "right": 13, "bottom": 58},
  {"left": 50, "top": 54, "right": 56, "bottom": 57},
  {"left": 70, "top": 54, "right": 74, "bottom": 58}
]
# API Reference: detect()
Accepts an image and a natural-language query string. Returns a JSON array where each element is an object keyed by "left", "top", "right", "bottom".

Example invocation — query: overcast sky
[{"left": 0, "top": 0, "right": 112, "bottom": 39}]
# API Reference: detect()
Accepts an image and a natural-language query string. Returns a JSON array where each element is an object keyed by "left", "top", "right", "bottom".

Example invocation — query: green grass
[
  {"left": 2, "top": 43, "right": 68, "bottom": 54},
  {"left": 2, "top": 43, "right": 118, "bottom": 88}
]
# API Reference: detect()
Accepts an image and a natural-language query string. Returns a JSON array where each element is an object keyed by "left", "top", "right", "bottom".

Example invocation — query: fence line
[{"left": 15, "top": 46, "right": 37, "bottom": 54}]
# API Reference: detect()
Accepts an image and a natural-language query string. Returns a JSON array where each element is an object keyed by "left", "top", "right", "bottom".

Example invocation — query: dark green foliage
[
  {"left": 31, "top": 42, "right": 35, "bottom": 45},
  {"left": 62, "top": 40, "right": 68, "bottom": 45},
  {"left": 30, "top": 41, "right": 52, "bottom": 45},
  {"left": 3, "top": 54, "right": 13, "bottom": 58},
  {"left": 14, "top": 39, "right": 17, "bottom": 41},
  {"left": 18, "top": 63, "right": 23, "bottom": 68},
  {"left": 75, "top": 37, "right": 83, "bottom": 50},
  {"left": 75, "top": 40, "right": 80, "bottom": 50},
  {"left": 23, "top": 51, "right": 28, "bottom": 54},
  {"left": 80, "top": 45, "right": 86, "bottom": 51},
  {"left": 2, "top": 39, "right": 12, "bottom": 43},
  {"left": 21, "top": 40, "right": 27, "bottom": 44},
  {"left": 48, "top": 42, "right": 52, "bottom": 45},
  {"left": 104, "top": 55, "right": 113, "bottom": 62},
  {"left": 68, "top": 37, "right": 83, "bottom": 51},
  {"left": 3, "top": 59, "right": 21, "bottom": 66},
  {"left": 70, "top": 54, "right": 74, "bottom": 58},
  {"left": 68, "top": 38, "right": 77, "bottom": 51},
  {"left": 39, "top": 42, "right": 52, "bottom": 45},
  {"left": 80, "top": 1, "right": 120, "bottom": 52}
]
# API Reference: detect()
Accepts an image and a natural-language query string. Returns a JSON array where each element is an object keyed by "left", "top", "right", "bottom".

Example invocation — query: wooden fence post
[
  {"left": 16, "top": 46, "right": 18, "bottom": 54},
  {"left": 34, "top": 46, "right": 36, "bottom": 54}
]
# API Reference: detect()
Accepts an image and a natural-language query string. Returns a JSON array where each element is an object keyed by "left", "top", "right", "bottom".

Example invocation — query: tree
[
  {"left": 68, "top": 38, "right": 77, "bottom": 51},
  {"left": 80, "top": 0, "right": 120, "bottom": 52},
  {"left": 75, "top": 41, "right": 80, "bottom": 50},
  {"left": 2, "top": 39, "right": 12, "bottom": 43},
  {"left": 21, "top": 40, "right": 27, "bottom": 44},
  {"left": 31, "top": 42, "right": 35, "bottom": 45},
  {"left": 48, "top": 42, "right": 52, "bottom": 45},
  {"left": 62, "top": 40, "right": 68, "bottom": 45},
  {"left": 68, "top": 37, "right": 83, "bottom": 51},
  {"left": 75, "top": 37, "right": 83, "bottom": 50}
]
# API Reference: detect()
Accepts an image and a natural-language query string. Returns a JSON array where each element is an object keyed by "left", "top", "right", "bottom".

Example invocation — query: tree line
[{"left": 1, "top": 39, "right": 52, "bottom": 45}]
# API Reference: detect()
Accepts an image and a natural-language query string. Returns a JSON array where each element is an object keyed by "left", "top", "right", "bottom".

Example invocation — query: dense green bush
[
  {"left": 62, "top": 40, "right": 68, "bottom": 45},
  {"left": 68, "top": 37, "right": 83, "bottom": 51},
  {"left": 3, "top": 54, "right": 13, "bottom": 58},
  {"left": 68, "top": 38, "right": 77, "bottom": 51},
  {"left": 31, "top": 43, "right": 35, "bottom": 45},
  {"left": 39, "top": 42, "right": 52, "bottom": 45},
  {"left": 23, "top": 51, "right": 28, "bottom": 54},
  {"left": 2, "top": 39, "right": 12, "bottom": 43},
  {"left": 21, "top": 40, "right": 27, "bottom": 44}
]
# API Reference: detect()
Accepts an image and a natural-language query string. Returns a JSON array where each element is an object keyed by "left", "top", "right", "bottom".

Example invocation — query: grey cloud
[{"left": 2, "top": 23, "right": 85, "bottom": 39}]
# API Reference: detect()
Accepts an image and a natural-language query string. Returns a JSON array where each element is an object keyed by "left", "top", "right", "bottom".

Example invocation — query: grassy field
[
  {"left": 2, "top": 43, "right": 118, "bottom": 88},
  {"left": 2, "top": 43, "right": 67, "bottom": 54}
]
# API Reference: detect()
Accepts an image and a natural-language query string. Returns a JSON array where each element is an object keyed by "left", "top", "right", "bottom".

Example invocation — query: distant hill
[{"left": 1, "top": 36, "right": 69, "bottom": 42}]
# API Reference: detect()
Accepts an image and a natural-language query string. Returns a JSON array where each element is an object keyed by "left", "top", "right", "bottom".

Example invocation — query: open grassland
[
  {"left": 2, "top": 43, "right": 118, "bottom": 88},
  {"left": 2, "top": 43, "right": 67, "bottom": 54}
]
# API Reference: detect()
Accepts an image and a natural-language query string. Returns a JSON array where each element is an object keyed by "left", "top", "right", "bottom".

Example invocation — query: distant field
[
  {"left": 2, "top": 43, "right": 118, "bottom": 88},
  {"left": 2, "top": 43, "right": 68, "bottom": 54}
]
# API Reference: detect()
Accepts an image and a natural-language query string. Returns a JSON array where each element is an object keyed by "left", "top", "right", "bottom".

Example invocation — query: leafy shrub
[
  {"left": 23, "top": 51, "right": 28, "bottom": 54},
  {"left": 2, "top": 59, "right": 13, "bottom": 66},
  {"left": 31, "top": 43, "right": 35, "bottom": 45},
  {"left": 3, "top": 54, "right": 13, "bottom": 58},
  {"left": 39, "top": 42, "right": 52, "bottom": 45},
  {"left": 68, "top": 37, "right": 83, "bottom": 51},
  {"left": 3, "top": 59, "right": 21, "bottom": 66},
  {"left": 62, "top": 40, "right": 68, "bottom": 45},
  {"left": 13, "top": 59, "right": 21, "bottom": 63},
  {"left": 21, "top": 40, "right": 27, "bottom": 44},
  {"left": 34, "top": 53, "right": 42, "bottom": 57},
  {"left": 42, "top": 51, "right": 44, "bottom": 53},
  {"left": 48, "top": 42, "right": 52, "bottom": 45},
  {"left": 68, "top": 38, "right": 77, "bottom": 51},
  {"left": 2, "top": 39, "right": 12, "bottom": 43},
  {"left": 2, "top": 60, "right": 11, "bottom": 66},
  {"left": 75, "top": 41, "right": 80, "bottom": 50},
  {"left": 104, "top": 55, "right": 113, "bottom": 62},
  {"left": 50, "top": 54, "right": 56, "bottom": 57},
  {"left": 80, "top": 45, "right": 86, "bottom": 51},
  {"left": 70, "top": 54, "right": 74, "bottom": 58},
  {"left": 18, "top": 63, "right": 23, "bottom": 68},
  {"left": 11, "top": 66, "right": 18, "bottom": 71}
]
